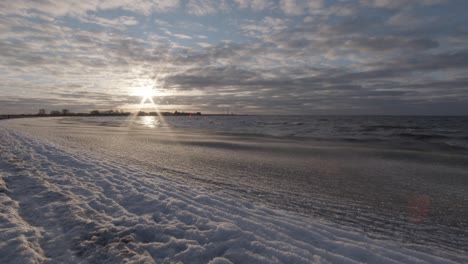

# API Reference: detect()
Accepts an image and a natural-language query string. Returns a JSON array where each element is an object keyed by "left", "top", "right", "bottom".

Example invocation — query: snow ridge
[{"left": 0, "top": 127, "right": 465, "bottom": 263}]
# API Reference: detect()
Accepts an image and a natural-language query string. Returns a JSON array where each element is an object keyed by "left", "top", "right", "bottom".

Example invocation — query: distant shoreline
[
  {"left": 2, "top": 114, "right": 468, "bottom": 120},
  {"left": 0, "top": 113, "right": 245, "bottom": 120}
]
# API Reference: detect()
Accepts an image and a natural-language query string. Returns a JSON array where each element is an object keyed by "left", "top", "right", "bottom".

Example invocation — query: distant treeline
[
  {"left": 69, "top": 109, "right": 201, "bottom": 116},
  {"left": 0, "top": 109, "right": 203, "bottom": 119}
]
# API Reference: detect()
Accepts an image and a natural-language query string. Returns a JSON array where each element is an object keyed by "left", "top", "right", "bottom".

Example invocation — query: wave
[
  {"left": 396, "top": 133, "right": 450, "bottom": 140},
  {"left": 55, "top": 116, "right": 468, "bottom": 152},
  {"left": 369, "top": 125, "right": 425, "bottom": 130}
]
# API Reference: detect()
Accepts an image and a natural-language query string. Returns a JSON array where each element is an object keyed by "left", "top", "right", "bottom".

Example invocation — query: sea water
[{"left": 77, "top": 115, "right": 468, "bottom": 150}]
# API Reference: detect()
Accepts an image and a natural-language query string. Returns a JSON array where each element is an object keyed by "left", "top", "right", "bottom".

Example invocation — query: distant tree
[
  {"left": 90, "top": 110, "right": 100, "bottom": 115},
  {"left": 50, "top": 110, "right": 61, "bottom": 116},
  {"left": 38, "top": 109, "right": 46, "bottom": 115},
  {"left": 196, "top": 112, "right": 201, "bottom": 115},
  {"left": 62, "top": 109, "right": 70, "bottom": 115}
]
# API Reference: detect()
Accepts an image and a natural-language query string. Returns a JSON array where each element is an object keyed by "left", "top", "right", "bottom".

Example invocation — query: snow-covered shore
[{"left": 0, "top": 120, "right": 466, "bottom": 263}]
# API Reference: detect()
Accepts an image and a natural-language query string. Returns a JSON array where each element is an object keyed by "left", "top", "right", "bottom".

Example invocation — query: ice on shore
[{"left": 0, "top": 125, "right": 466, "bottom": 263}]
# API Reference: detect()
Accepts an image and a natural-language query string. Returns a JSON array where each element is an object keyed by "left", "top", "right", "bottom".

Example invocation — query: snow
[{"left": 0, "top": 123, "right": 467, "bottom": 263}]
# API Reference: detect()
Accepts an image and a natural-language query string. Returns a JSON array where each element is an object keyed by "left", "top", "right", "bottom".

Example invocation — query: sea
[{"left": 81, "top": 115, "right": 468, "bottom": 151}]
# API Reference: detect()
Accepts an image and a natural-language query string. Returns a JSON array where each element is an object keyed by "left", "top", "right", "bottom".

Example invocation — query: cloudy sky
[{"left": 1, "top": 0, "right": 467, "bottom": 115}]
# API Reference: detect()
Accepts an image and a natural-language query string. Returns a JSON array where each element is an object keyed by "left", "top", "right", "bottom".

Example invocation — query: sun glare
[{"left": 133, "top": 87, "right": 157, "bottom": 101}]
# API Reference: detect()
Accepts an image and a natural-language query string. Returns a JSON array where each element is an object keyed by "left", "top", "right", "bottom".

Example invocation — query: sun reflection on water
[
  {"left": 140, "top": 116, "right": 157, "bottom": 128},
  {"left": 123, "top": 75, "right": 172, "bottom": 132}
]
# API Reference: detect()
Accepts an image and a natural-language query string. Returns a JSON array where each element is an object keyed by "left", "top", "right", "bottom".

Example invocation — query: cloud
[
  {"left": 118, "top": 16, "right": 139, "bottom": 26},
  {"left": 197, "top": 42, "right": 212, "bottom": 48},
  {"left": 0, "top": 0, "right": 180, "bottom": 17},
  {"left": 235, "top": 0, "right": 273, "bottom": 10},
  {"left": 77, "top": 15, "right": 139, "bottom": 31},
  {"left": 343, "top": 36, "right": 440, "bottom": 52},
  {"left": 172, "top": 34, "right": 192, "bottom": 40},
  {"left": 360, "top": 0, "right": 447, "bottom": 9},
  {"left": 186, "top": 0, "right": 231, "bottom": 16},
  {"left": 99, "top": 0, "right": 180, "bottom": 16},
  {"left": 0, "top": 0, "right": 467, "bottom": 114},
  {"left": 240, "top": 17, "right": 289, "bottom": 38},
  {"left": 280, "top": 0, "right": 324, "bottom": 16}
]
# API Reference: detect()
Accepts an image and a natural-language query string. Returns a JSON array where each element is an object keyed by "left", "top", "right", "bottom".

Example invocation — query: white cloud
[
  {"left": 360, "top": 0, "right": 447, "bottom": 9},
  {"left": 0, "top": 1, "right": 99, "bottom": 17},
  {"left": 186, "top": 0, "right": 231, "bottom": 16},
  {"left": 235, "top": 0, "right": 273, "bottom": 10},
  {"left": 241, "top": 16, "right": 289, "bottom": 38},
  {"left": 119, "top": 16, "right": 139, "bottom": 26},
  {"left": 78, "top": 15, "right": 139, "bottom": 30},
  {"left": 99, "top": 0, "right": 180, "bottom": 15},
  {"left": 280, "top": 0, "right": 304, "bottom": 16},
  {"left": 197, "top": 42, "right": 212, "bottom": 48},
  {"left": 173, "top": 34, "right": 192, "bottom": 39},
  {"left": 280, "top": 0, "right": 324, "bottom": 16},
  {"left": 0, "top": 0, "right": 179, "bottom": 17},
  {"left": 263, "top": 17, "right": 289, "bottom": 31},
  {"left": 162, "top": 29, "right": 193, "bottom": 40}
]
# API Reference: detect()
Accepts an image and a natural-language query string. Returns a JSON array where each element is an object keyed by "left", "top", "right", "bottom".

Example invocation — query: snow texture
[{"left": 0, "top": 125, "right": 466, "bottom": 263}]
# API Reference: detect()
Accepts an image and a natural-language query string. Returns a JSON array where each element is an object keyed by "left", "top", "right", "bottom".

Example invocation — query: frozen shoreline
[{"left": 0, "top": 119, "right": 467, "bottom": 263}]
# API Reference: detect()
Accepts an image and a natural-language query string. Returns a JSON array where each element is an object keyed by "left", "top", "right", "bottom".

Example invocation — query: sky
[{"left": 1, "top": 0, "right": 467, "bottom": 115}]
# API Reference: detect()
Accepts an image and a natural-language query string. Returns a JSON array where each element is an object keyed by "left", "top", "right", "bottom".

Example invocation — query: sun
[
  {"left": 132, "top": 86, "right": 157, "bottom": 105},
  {"left": 134, "top": 87, "right": 156, "bottom": 100}
]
